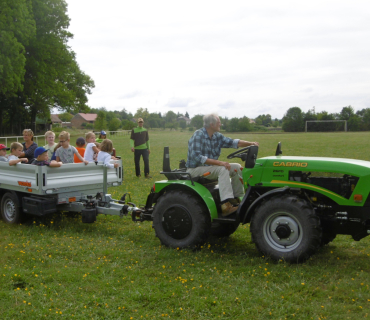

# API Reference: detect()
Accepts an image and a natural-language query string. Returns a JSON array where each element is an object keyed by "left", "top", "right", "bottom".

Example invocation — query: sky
[{"left": 65, "top": 0, "right": 370, "bottom": 120}]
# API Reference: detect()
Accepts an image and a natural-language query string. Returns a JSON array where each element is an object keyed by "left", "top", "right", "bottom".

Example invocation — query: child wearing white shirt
[
  {"left": 97, "top": 139, "right": 119, "bottom": 168},
  {"left": 84, "top": 132, "right": 100, "bottom": 162}
]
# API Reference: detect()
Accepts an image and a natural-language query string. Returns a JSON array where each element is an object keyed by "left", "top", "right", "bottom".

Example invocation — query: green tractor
[{"left": 129, "top": 143, "right": 370, "bottom": 263}]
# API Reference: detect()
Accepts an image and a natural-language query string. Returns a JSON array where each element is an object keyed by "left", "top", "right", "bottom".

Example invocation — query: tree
[
  {"left": 347, "top": 114, "right": 361, "bottom": 131},
  {"left": 255, "top": 114, "right": 272, "bottom": 127},
  {"left": 0, "top": 0, "right": 35, "bottom": 97},
  {"left": 226, "top": 118, "right": 239, "bottom": 132},
  {"left": 94, "top": 111, "right": 107, "bottom": 131},
  {"left": 134, "top": 108, "right": 149, "bottom": 121},
  {"left": 147, "top": 112, "right": 161, "bottom": 128},
  {"left": 185, "top": 111, "right": 189, "bottom": 118},
  {"left": 0, "top": 0, "right": 94, "bottom": 134},
  {"left": 361, "top": 109, "right": 370, "bottom": 130},
  {"left": 316, "top": 111, "right": 336, "bottom": 131},
  {"left": 122, "top": 119, "right": 136, "bottom": 130},
  {"left": 339, "top": 106, "right": 355, "bottom": 120},
  {"left": 303, "top": 110, "right": 317, "bottom": 132},
  {"left": 237, "top": 117, "right": 252, "bottom": 132},
  {"left": 282, "top": 107, "right": 304, "bottom": 132},
  {"left": 190, "top": 114, "right": 203, "bottom": 129},
  {"left": 0, "top": 0, "right": 36, "bottom": 134},
  {"left": 179, "top": 120, "right": 186, "bottom": 129},
  {"left": 165, "top": 110, "right": 177, "bottom": 123},
  {"left": 58, "top": 112, "right": 73, "bottom": 122},
  {"left": 118, "top": 108, "right": 133, "bottom": 120},
  {"left": 108, "top": 118, "right": 121, "bottom": 131}
]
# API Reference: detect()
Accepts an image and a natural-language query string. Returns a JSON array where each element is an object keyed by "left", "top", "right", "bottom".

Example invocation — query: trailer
[{"left": 0, "top": 160, "right": 134, "bottom": 224}]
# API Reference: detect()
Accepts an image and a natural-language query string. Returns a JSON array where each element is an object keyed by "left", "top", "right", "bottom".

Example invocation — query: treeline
[
  {"left": 282, "top": 106, "right": 370, "bottom": 132},
  {"left": 0, "top": 0, "right": 94, "bottom": 135},
  {"left": 60, "top": 105, "right": 370, "bottom": 133},
  {"left": 58, "top": 107, "right": 280, "bottom": 132}
]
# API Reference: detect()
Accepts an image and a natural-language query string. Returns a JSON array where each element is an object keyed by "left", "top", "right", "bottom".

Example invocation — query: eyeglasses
[{"left": 59, "top": 140, "right": 66, "bottom": 143}]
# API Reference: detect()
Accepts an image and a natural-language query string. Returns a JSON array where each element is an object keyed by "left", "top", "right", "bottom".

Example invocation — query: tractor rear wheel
[
  {"left": 250, "top": 194, "right": 322, "bottom": 263},
  {"left": 152, "top": 190, "right": 211, "bottom": 249}
]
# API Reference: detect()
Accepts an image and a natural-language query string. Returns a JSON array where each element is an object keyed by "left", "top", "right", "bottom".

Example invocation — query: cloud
[
  {"left": 166, "top": 97, "right": 194, "bottom": 109},
  {"left": 119, "top": 91, "right": 142, "bottom": 99},
  {"left": 66, "top": 0, "right": 370, "bottom": 120},
  {"left": 218, "top": 100, "right": 236, "bottom": 109}
]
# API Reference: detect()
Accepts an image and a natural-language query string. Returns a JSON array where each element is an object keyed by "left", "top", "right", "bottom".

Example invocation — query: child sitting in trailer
[
  {"left": 97, "top": 139, "right": 119, "bottom": 168},
  {"left": 74, "top": 137, "right": 86, "bottom": 163},
  {"left": 43, "top": 131, "right": 57, "bottom": 160},
  {"left": 0, "top": 144, "right": 27, "bottom": 166},
  {"left": 8, "top": 142, "right": 29, "bottom": 164},
  {"left": 84, "top": 132, "right": 100, "bottom": 163},
  {"left": 50, "top": 141, "right": 62, "bottom": 161},
  {"left": 31, "top": 147, "right": 63, "bottom": 167},
  {"left": 55, "top": 131, "right": 88, "bottom": 165}
]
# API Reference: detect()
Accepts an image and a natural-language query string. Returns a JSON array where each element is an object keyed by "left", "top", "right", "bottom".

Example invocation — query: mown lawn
[{"left": 1, "top": 130, "right": 370, "bottom": 319}]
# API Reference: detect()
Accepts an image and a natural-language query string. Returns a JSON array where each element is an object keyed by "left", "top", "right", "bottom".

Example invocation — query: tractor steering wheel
[{"left": 227, "top": 146, "right": 251, "bottom": 159}]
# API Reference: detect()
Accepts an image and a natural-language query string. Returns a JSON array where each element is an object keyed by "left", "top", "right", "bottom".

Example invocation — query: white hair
[{"left": 203, "top": 113, "right": 219, "bottom": 128}]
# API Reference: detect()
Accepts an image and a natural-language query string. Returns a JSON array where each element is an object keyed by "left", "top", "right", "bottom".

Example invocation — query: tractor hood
[{"left": 258, "top": 156, "right": 370, "bottom": 174}]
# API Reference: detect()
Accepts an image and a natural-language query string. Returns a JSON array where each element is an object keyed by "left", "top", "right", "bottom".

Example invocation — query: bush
[
  {"left": 188, "top": 127, "right": 194, "bottom": 132},
  {"left": 53, "top": 127, "right": 63, "bottom": 133}
]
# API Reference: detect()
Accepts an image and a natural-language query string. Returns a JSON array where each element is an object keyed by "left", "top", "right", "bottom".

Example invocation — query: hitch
[{"left": 131, "top": 207, "right": 154, "bottom": 222}]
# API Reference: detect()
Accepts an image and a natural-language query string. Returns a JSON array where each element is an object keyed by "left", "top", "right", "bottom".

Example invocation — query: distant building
[
  {"left": 249, "top": 119, "right": 256, "bottom": 124},
  {"left": 71, "top": 113, "right": 98, "bottom": 129},
  {"left": 177, "top": 116, "right": 191, "bottom": 125},
  {"left": 50, "top": 114, "right": 62, "bottom": 126}
]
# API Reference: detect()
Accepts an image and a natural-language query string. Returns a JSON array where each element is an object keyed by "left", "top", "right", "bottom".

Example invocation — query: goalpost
[{"left": 305, "top": 120, "right": 347, "bottom": 132}]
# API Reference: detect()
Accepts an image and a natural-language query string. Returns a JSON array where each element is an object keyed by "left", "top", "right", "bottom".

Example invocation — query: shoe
[
  {"left": 145, "top": 174, "right": 152, "bottom": 179},
  {"left": 229, "top": 198, "right": 241, "bottom": 206},
  {"left": 137, "top": 175, "right": 141, "bottom": 178},
  {"left": 221, "top": 202, "right": 238, "bottom": 217}
]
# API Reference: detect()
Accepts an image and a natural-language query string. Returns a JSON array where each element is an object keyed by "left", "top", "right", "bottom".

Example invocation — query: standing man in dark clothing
[{"left": 130, "top": 118, "right": 151, "bottom": 178}]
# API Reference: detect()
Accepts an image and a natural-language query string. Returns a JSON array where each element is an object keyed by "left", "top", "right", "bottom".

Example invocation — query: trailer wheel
[
  {"left": 210, "top": 221, "right": 240, "bottom": 238},
  {"left": 250, "top": 194, "right": 322, "bottom": 263},
  {"left": 1, "top": 193, "right": 22, "bottom": 224},
  {"left": 152, "top": 190, "right": 211, "bottom": 249}
]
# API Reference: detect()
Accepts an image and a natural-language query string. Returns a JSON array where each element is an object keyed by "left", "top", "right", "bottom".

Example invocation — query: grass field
[{"left": 1, "top": 131, "right": 370, "bottom": 319}]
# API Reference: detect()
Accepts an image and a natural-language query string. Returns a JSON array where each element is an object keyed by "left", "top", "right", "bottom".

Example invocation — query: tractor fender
[
  {"left": 155, "top": 181, "right": 219, "bottom": 220},
  {"left": 241, "top": 186, "right": 291, "bottom": 224}
]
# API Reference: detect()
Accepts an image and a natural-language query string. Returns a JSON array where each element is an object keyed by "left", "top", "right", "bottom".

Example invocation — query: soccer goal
[{"left": 305, "top": 120, "right": 347, "bottom": 132}]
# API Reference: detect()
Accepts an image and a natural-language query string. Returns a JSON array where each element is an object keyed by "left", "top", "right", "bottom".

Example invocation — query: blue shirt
[{"left": 186, "top": 127, "right": 239, "bottom": 168}]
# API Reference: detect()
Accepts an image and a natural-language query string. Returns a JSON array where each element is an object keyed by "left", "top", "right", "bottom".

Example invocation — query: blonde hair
[
  {"left": 59, "top": 131, "right": 70, "bottom": 140},
  {"left": 85, "top": 132, "right": 96, "bottom": 139},
  {"left": 10, "top": 142, "right": 23, "bottom": 151},
  {"left": 100, "top": 139, "right": 113, "bottom": 153},
  {"left": 45, "top": 131, "right": 55, "bottom": 138},
  {"left": 23, "top": 129, "right": 34, "bottom": 140}
]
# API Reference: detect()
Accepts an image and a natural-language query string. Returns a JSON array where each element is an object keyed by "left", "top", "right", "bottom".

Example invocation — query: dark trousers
[{"left": 134, "top": 149, "right": 149, "bottom": 176}]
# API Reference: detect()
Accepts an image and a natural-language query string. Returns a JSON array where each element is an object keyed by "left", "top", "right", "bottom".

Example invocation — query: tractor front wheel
[
  {"left": 152, "top": 190, "right": 211, "bottom": 249},
  {"left": 250, "top": 194, "right": 322, "bottom": 263}
]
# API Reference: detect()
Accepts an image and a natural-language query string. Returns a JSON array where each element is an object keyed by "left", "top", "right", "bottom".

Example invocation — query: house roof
[
  {"left": 51, "top": 114, "right": 62, "bottom": 123},
  {"left": 177, "top": 116, "right": 190, "bottom": 121},
  {"left": 75, "top": 113, "right": 97, "bottom": 121}
]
